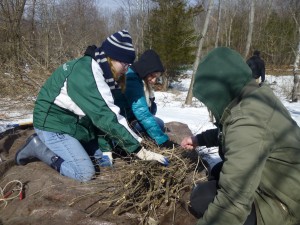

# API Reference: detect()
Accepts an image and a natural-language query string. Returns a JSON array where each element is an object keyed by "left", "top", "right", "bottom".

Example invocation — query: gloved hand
[
  {"left": 149, "top": 97, "right": 157, "bottom": 115},
  {"left": 99, "top": 152, "right": 113, "bottom": 167},
  {"left": 159, "top": 140, "right": 180, "bottom": 149},
  {"left": 135, "top": 147, "right": 169, "bottom": 166}
]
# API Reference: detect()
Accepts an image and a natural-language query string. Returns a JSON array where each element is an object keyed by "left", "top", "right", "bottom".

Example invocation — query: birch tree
[
  {"left": 244, "top": 0, "right": 255, "bottom": 58},
  {"left": 223, "top": 0, "right": 237, "bottom": 47},
  {"left": 185, "top": 0, "right": 214, "bottom": 105},
  {"left": 291, "top": 39, "right": 300, "bottom": 102},
  {"left": 290, "top": 0, "right": 300, "bottom": 102},
  {"left": 215, "top": 0, "right": 222, "bottom": 47}
]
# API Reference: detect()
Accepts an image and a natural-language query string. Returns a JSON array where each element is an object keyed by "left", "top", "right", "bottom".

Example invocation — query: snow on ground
[
  {"left": 1, "top": 72, "right": 300, "bottom": 135},
  {"left": 155, "top": 73, "right": 300, "bottom": 135}
]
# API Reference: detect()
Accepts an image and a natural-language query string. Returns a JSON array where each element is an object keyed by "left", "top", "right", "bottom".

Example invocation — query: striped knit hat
[{"left": 101, "top": 30, "right": 136, "bottom": 64}]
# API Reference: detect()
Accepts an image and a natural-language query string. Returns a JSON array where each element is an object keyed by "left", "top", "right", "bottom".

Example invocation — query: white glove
[
  {"left": 135, "top": 147, "right": 169, "bottom": 166},
  {"left": 99, "top": 152, "right": 113, "bottom": 167}
]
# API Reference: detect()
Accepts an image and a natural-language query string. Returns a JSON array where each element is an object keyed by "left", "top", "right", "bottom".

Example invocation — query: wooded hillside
[{"left": 1, "top": 0, "right": 299, "bottom": 98}]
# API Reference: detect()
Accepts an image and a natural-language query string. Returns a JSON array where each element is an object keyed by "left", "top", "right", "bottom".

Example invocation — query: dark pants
[{"left": 190, "top": 163, "right": 257, "bottom": 225}]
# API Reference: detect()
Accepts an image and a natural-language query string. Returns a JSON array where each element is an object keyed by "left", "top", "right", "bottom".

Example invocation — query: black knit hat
[
  {"left": 131, "top": 49, "right": 165, "bottom": 78},
  {"left": 101, "top": 30, "right": 136, "bottom": 64}
]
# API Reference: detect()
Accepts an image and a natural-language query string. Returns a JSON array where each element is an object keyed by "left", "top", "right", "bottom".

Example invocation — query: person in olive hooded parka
[{"left": 181, "top": 47, "right": 300, "bottom": 225}]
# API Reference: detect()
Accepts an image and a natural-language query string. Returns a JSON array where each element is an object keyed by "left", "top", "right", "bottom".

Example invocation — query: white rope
[{"left": 0, "top": 180, "right": 23, "bottom": 209}]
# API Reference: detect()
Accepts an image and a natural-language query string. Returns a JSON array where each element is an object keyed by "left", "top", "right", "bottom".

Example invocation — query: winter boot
[{"left": 15, "top": 133, "right": 64, "bottom": 172}]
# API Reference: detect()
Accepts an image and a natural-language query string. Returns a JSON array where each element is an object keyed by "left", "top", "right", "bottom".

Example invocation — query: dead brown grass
[
  {"left": 0, "top": 62, "right": 50, "bottom": 99},
  {"left": 266, "top": 65, "right": 293, "bottom": 76}
]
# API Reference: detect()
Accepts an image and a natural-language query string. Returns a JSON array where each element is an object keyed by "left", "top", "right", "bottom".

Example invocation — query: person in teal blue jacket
[{"left": 123, "top": 50, "right": 177, "bottom": 149}]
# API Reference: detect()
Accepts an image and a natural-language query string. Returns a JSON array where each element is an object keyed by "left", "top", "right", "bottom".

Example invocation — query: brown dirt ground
[{"left": 0, "top": 122, "right": 203, "bottom": 225}]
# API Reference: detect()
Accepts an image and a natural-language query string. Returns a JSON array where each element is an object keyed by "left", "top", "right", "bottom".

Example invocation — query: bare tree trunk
[
  {"left": 291, "top": 30, "right": 300, "bottom": 102},
  {"left": 291, "top": 43, "right": 300, "bottom": 102},
  {"left": 289, "top": 2, "right": 300, "bottom": 102},
  {"left": 244, "top": 0, "right": 255, "bottom": 58},
  {"left": 30, "top": 0, "right": 36, "bottom": 49},
  {"left": 223, "top": 0, "right": 237, "bottom": 47},
  {"left": 215, "top": 0, "right": 222, "bottom": 47},
  {"left": 228, "top": 17, "right": 233, "bottom": 47},
  {"left": 185, "top": 0, "right": 213, "bottom": 105},
  {"left": 162, "top": 74, "right": 169, "bottom": 91}
]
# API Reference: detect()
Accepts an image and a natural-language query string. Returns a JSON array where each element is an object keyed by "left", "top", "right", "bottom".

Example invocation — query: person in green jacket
[
  {"left": 15, "top": 30, "right": 169, "bottom": 182},
  {"left": 181, "top": 47, "right": 300, "bottom": 225}
]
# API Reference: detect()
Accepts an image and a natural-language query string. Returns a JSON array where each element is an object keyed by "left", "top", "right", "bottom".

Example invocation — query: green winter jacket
[
  {"left": 193, "top": 47, "right": 300, "bottom": 225},
  {"left": 33, "top": 56, "right": 142, "bottom": 153}
]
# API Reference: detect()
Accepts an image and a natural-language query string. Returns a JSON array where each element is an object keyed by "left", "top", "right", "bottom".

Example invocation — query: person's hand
[
  {"left": 99, "top": 152, "right": 113, "bottom": 167},
  {"left": 181, "top": 136, "right": 198, "bottom": 150},
  {"left": 159, "top": 140, "right": 180, "bottom": 149},
  {"left": 135, "top": 147, "right": 169, "bottom": 166}
]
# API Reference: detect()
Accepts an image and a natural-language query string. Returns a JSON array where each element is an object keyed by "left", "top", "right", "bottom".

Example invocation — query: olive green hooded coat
[{"left": 193, "top": 47, "right": 300, "bottom": 225}]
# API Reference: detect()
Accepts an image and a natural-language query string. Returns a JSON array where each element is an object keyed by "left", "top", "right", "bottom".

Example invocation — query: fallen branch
[{"left": 68, "top": 142, "right": 204, "bottom": 224}]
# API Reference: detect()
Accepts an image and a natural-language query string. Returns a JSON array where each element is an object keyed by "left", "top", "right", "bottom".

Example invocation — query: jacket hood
[
  {"left": 193, "top": 47, "right": 253, "bottom": 123},
  {"left": 131, "top": 50, "right": 165, "bottom": 79}
]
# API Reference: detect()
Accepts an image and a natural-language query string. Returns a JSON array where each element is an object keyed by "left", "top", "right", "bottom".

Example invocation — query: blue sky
[
  {"left": 99, "top": 0, "right": 121, "bottom": 11},
  {"left": 99, "top": 0, "right": 200, "bottom": 11}
]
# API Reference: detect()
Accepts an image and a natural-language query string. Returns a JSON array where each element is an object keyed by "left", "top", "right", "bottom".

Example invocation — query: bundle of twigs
[{"left": 68, "top": 142, "right": 205, "bottom": 224}]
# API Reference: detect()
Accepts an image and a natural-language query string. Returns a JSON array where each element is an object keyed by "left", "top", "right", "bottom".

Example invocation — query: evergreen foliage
[{"left": 145, "top": 0, "right": 196, "bottom": 87}]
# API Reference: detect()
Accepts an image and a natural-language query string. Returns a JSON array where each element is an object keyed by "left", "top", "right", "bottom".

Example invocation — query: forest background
[{"left": 0, "top": 0, "right": 299, "bottom": 103}]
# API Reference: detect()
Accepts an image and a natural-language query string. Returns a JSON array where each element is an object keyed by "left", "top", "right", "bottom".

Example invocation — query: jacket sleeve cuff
[
  {"left": 133, "top": 146, "right": 142, "bottom": 154},
  {"left": 196, "top": 128, "right": 219, "bottom": 147},
  {"left": 196, "top": 133, "right": 206, "bottom": 146}
]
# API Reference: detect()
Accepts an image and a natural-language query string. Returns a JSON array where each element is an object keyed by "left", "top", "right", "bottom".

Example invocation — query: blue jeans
[{"left": 35, "top": 128, "right": 102, "bottom": 182}]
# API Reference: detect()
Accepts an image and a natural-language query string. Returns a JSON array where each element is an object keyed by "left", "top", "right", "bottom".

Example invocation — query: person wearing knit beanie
[
  {"left": 88, "top": 30, "right": 136, "bottom": 90},
  {"left": 114, "top": 49, "right": 178, "bottom": 150},
  {"left": 131, "top": 49, "right": 165, "bottom": 79},
  {"left": 101, "top": 29, "right": 136, "bottom": 64},
  {"left": 16, "top": 31, "right": 169, "bottom": 183}
]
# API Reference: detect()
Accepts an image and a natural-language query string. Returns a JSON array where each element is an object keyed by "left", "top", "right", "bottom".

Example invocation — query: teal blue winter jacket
[{"left": 123, "top": 68, "right": 168, "bottom": 145}]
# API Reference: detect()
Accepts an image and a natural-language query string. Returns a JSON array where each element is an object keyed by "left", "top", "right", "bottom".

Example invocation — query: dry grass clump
[
  {"left": 0, "top": 62, "right": 49, "bottom": 99},
  {"left": 68, "top": 141, "right": 205, "bottom": 224}
]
